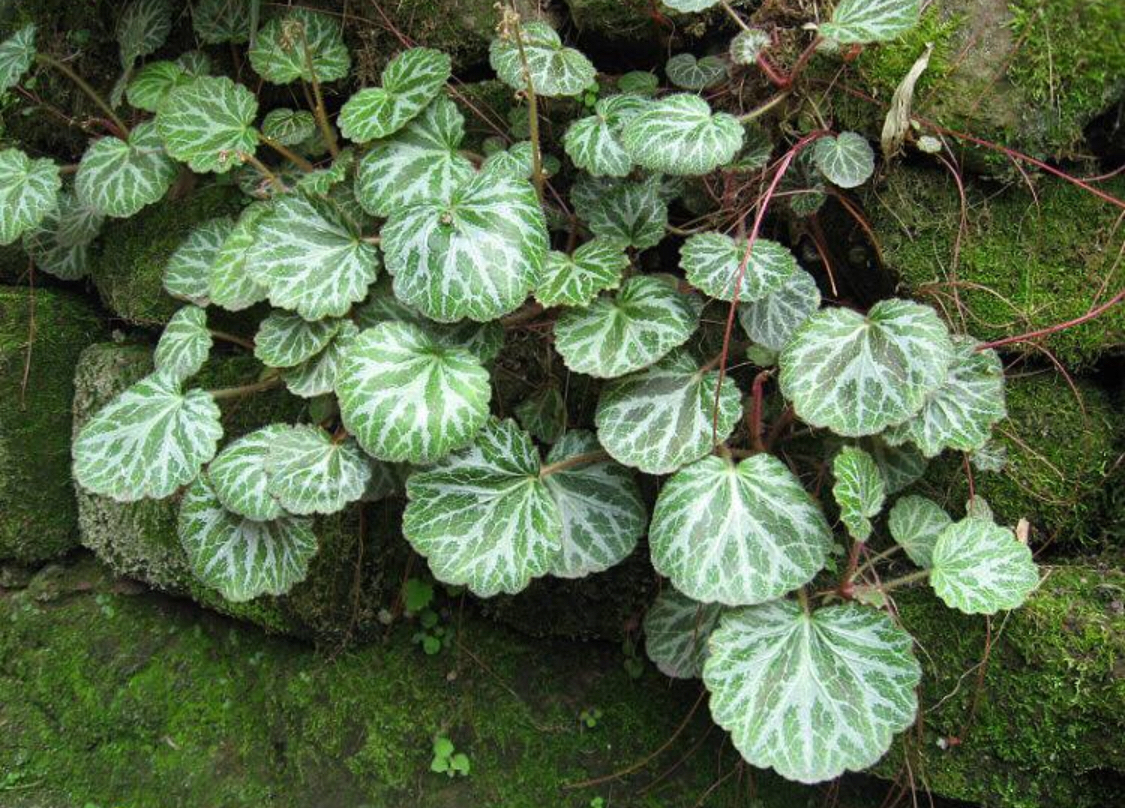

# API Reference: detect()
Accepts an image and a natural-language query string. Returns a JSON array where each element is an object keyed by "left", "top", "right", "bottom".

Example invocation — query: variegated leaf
[
  {"left": 779, "top": 299, "right": 953, "bottom": 436},
  {"left": 176, "top": 50, "right": 213, "bottom": 75},
  {"left": 535, "top": 239, "right": 629, "bottom": 308},
  {"left": 621, "top": 94, "right": 743, "bottom": 175},
  {"left": 515, "top": 386, "right": 567, "bottom": 444},
  {"left": 353, "top": 95, "right": 475, "bottom": 218},
  {"left": 543, "top": 430, "right": 646, "bottom": 578},
  {"left": 489, "top": 21, "right": 596, "bottom": 98},
  {"left": 617, "top": 71, "right": 658, "bottom": 95},
  {"left": 0, "top": 148, "right": 61, "bottom": 246},
  {"left": 261, "top": 108, "right": 317, "bottom": 146},
  {"left": 704, "top": 601, "right": 921, "bottom": 784},
  {"left": 737, "top": 268, "right": 821, "bottom": 351},
  {"left": 117, "top": 0, "right": 172, "bottom": 70},
  {"left": 72, "top": 368, "right": 222, "bottom": 502},
  {"left": 573, "top": 174, "right": 667, "bottom": 250},
  {"left": 681, "top": 232, "right": 797, "bottom": 303},
  {"left": 382, "top": 170, "right": 548, "bottom": 323},
  {"left": 282, "top": 320, "right": 360, "bottom": 398},
  {"left": 154, "top": 305, "right": 212, "bottom": 381},
  {"left": 265, "top": 425, "right": 371, "bottom": 516},
  {"left": 930, "top": 517, "right": 1038, "bottom": 615},
  {"left": 336, "top": 321, "right": 491, "bottom": 464},
  {"left": 0, "top": 24, "right": 37, "bottom": 93},
  {"left": 887, "top": 494, "right": 949, "bottom": 568},
  {"left": 403, "top": 418, "right": 562, "bottom": 597},
  {"left": 254, "top": 310, "right": 344, "bottom": 368},
  {"left": 296, "top": 149, "right": 354, "bottom": 196},
  {"left": 731, "top": 29, "right": 771, "bottom": 65},
  {"left": 76, "top": 120, "right": 177, "bottom": 218},
  {"left": 662, "top": 0, "right": 721, "bottom": 10},
  {"left": 207, "top": 425, "right": 287, "bottom": 521},
  {"left": 643, "top": 587, "right": 723, "bottom": 679},
  {"left": 820, "top": 0, "right": 921, "bottom": 45},
  {"left": 210, "top": 203, "right": 271, "bottom": 310},
  {"left": 480, "top": 141, "right": 560, "bottom": 181},
  {"left": 126, "top": 61, "right": 192, "bottom": 112},
  {"left": 831, "top": 446, "right": 885, "bottom": 541},
  {"left": 178, "top": 474, "right": 317, "bottom": 602},
  {"left": 562, "top": 104, "right": 635, "bottom": 177},
  {"left": 157, "top": 75, "right": 259, "bottom": 174},
  {"left": 554, "top": 275, "right": 698, "bottom": 379},
  {"left": 193, "top": 0, "right": 253, "bottom": 44},
  {"left": 859, "top": 435, "right": 926, "bottom": 495},
  {"left": 248, "top": 8, "right": 350, "bottom": 85},
  {"left": 665, "top": 53, "right": 727, "bottom": 91},
  {"left": 163, "top": 216, "right": 233, "bottom": 306},
  {"left": 23, "top": 191, "right": 102, "bottom": 280},
  {"left": 339, "top": 47, "right": 451, "bottom": 143},
  {"left": 595, "top": 349, "right": 743, "bottom": 475},
  {"left": 650, "top": 454, "right": 832, "bottom": 605},
  {"left": 813, "top": 132, "right": 875, "bottom": 188}
]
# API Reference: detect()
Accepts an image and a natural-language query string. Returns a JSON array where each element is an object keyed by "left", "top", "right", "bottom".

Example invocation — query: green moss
[
  {"left": 850, "top": 5, "right": 963, "bottom": 98},
  {"left": 869, "top": 164, "right": 1125, "bottom": 368},
  {"left": 0, "top": 287, "right": 104, "bottom": 562},
  {"left": 90, "top": 184, "right": 245, "bottom": 326},
  {"left": 911, "top": 372, "right": 1121, "bottom": 548}
]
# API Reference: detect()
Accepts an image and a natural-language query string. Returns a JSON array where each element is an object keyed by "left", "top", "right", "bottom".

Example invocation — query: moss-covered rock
[
  {"left": 868, "top": 164, "right": 1125, "bottom": 368},
  {"left": 72, "top": 341, "right": 404, "bottom": 642},
  {"left": 875, "top": 560, "right": 1125, "bottom": 808},
  {"left": 0, "top": 286, "right": 104, "bottom": 562},
  {"left": 90, "top": 184, "right": 245, "bottom": 327}
]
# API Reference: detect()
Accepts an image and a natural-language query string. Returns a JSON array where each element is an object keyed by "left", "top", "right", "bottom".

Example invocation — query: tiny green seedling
[
  {"left": 430, "top": 736, "right": 470, "bottom": 778},
  {"left": 579, "top": 707, "right": 603, "bottom": 729}
]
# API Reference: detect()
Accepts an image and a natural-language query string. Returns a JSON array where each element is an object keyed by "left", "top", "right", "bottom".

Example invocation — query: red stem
[
  {"left": 756, "top": 54, "right": 790, "bottom": 88},
  {"left": 748, "top": 370, "right": 772, "bottom": 452},
  {"left": 977, "top": 287, "right": 1125, "bottom": 351}
]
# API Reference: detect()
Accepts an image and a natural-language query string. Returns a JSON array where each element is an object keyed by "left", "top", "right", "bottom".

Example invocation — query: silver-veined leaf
[
  {"left": 117, "top": 0, "right": 172, "bottom": 70},
  {"left": 22, "top": 191, "right": 102, "bottom": 280},
  {"left": 126, "top": 61, "right": 194, "bottom": 113},
  {"left": 617, "top": 71, "right": 658, "bottom": 95},
  {"left": 0, "top": 148, "right": 61, "bottom": 246},
  {"left": 254, "top": 310, "right": 344, "bottom": 368},
  {"left": 681, "top": 232, "right": 797, "bottom": 303},
  {"left": 403, "top": 418, "right": 562, "bottom": 597},
  {"left": 859, "top": 435, "right": 926, "bottom": 495},
  {"left": 157, "top": 75, "right": 259, "bottom": 174},
  {"left": 265, "top": 425, "right": 372, "bottom": 516},
  {"left": 209, "top": 203, "right": 271, "bottom": 310},
  {"left": 176, "top": 50, "right": 212, "bottom": 75},
  {"left": 820, "top": 0, "right": 921, "bottom": 44},
  {"left": 282, "top": 320, "right": 360, "bottom": 398},
  {"left": 382, "top": 169, "right": 548, "bottom": 323},
  {"left": 480, "top": 141, "right": 560, "bottom": 181},
  {"left": 965, "top": 496, "right": 994, "bottom": 522},
  {"left": 248, "top": 8, "right": 350, "bottom": 85},
  {"left": 643, "top": 587, "right": 723, "bottom": 679},
  {"left": 515, "top": 387, "right": 567, "bottom": 444},
  {"left": 163, "top": 216, "right": 232, "bottom": 306},
  {"left": 336, "top": 321, "right": 491, "bottom": 464},
  {"left": 662, "top": 0, "right": 721, "bottom": 10},
  {"left": 812, "top": 132, "right": 875, "bottom": 188},
  {"left": 0, "top": 24, "right": 36, "bottom": 93},
  {"left": 621, "top": 94, "right": 743, "bottom": 175},
  {"left": 562, "top": 95, "right": 647, "bottom": 177},
  {"left": 489, "top": 21, "right": 596, "bottom": 98},
  {"left": 779, "top": 299, "right": 953, "bottom": 437},
  {"left": 543, "top": 430, "right": 646, "bottom": 579},
  {"left": 595, "top": 349, "right": 742, "bottom": 475},
  {"left": 554, "top": 275, "right": 698, "bottom": 379},
  {"left": 887, "top": 494, "right": 949, "bottom": 568},
  {"left": 193, "top": 0, "right": 253, "bottom": 44},
  {"left": 249, "top": 189, "right": 380, "bottom": 320},
  {"left": 178, "top": 474, "right": 317, "bottom": 602},
  {"left": 704, "top": 601, "right": 921, "bottom": 784},
  {"left": 72, "top": 368, "right": 222, "bottom": 502},
  {"left": 831, "top": 446, "right": 885, "bottom": 541},
  {"left": 665, "top": 53, "right": 727, "bottom": 91},
  {"left": 207, "top": 425, "right": 287, "bottom": 521},
  {"left": 650, "top": 454, "right": 831, "bottom": 605},
  {"left": 573, "top": 174, "right": 667, "bottom": 250},
  {"left": 261, "top": 108, "right": 316, "bottom": 146},
  {"left": 930, "top": 517, "right": 1038, "bottom": 615},
  {"left": 338, "top": 47, "right": 451, "bottom": 143},
  {"left": 737, "top": 268, "right": 820, "bottom": 351},
  {"left": 75, "top": 120, "right": 177, "bottom": 218},
  {"left": 731, "top": 29, "right": 771, "bottom": 65},
  {"left": 883, "top": 338, "right": 1006, "bottom": 457},
  {"left": 296, "top": 149, "right": 354, "bottom": 196},
  {"left": 48, "top": 188, "right": 104, "bottom": 248},
  {"left": 535, "top": 239, "right": 628, "bottom": 308},
  {"left": 354, "top": 95, "right": 475, "bottom": 218},
  {"left": 154, "top": 305, "right": 212, "bottom": 381}
]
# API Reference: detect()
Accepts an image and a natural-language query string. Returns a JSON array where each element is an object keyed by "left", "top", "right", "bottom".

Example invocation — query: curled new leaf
[
  {"left": 254, "top": 311, "right": 344, "bottom": 369},
  {"left": 163, "top": 216, "right": 234, "bottom": 306},
  {"left": 207, "top": 425, "right": 288, "bottom": 521},
  {"left": 737, "top": 268, "right": 821, "bottom": 351}
]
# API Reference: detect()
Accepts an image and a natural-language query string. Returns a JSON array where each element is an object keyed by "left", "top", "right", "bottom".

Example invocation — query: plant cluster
[{"left": 0, "top": 0, "right": 1040, "bottom": 786}]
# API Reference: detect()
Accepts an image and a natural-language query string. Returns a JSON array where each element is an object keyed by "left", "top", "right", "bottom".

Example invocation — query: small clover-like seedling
[
  {"left": 430, "top": 736, "right": 470, "bottom": 778},
  {"left": 579, "top": 707, "right": 604, "bottom": 729}
]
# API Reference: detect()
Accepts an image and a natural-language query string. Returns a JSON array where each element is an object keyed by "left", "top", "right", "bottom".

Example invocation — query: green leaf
[
  {"left": 515, "top": 387, "right": 567, "bottom": 444},
  {"left": 117, "top": 0, "right": 172, "bottom": 70},
  {"left": 859, "top": 435, "right": 926, "bottom": 495},
  {"left": 254, "top": 310, "right": 344, "bottom": 369},
  {"left": 543, "top": 430, "right": 646, "bottom": 578},
  {"left": 573, "top": 175, "right": 667, "bottom": 250},
  {"left": 480, "top": 141, "right": 559, "bottom": 182},
  {"left": 207, "top": 425, "right": 287, "bottom": 521},
  {"left": 681, "top": 233, "right": 797, "bottom": 303},
  {"left": 562, "top": 95, "right": 647, "bottom": 178},
  {"left": 178, "top": 474, "right": 317, "bottom": 602},
  {"left": 0, "top": 24, "right": 37, "bottom": 93},
  {"left": 704, "top": 601, "right": 921, "bottom": 783},
  {"left": 489, "top": 21, "right": 596, "bottom": 98},
  {"left": 164, "top": 216, "right": 234, "bottom": 306},
  {"left": 621, "top": 94, "right": 743, "bottom": 175},
  {"left": 157, "top": 75, "right": 259, "bottom": 174},
  {"left": 595, "top": 349, "right": 743, "bottom": 475},
  {"left": 965, "top": 496, "right": 994, "bottom": 522},
  {"left": 154, "top": 305, "right": 212, "bottom": 381},
  {"left": 730, "top": 29, "right": 771, "bottom": 65},
  {"left": 339, "top": 48, "right": 451, "bottom": 143},
  {"left": 76, "top": 120, "right": 177, "bottom": 218},
  {"left": 193, "top": 0, "right": 253, "bottom": 44},
  {"left": 930, "top": 518, "right": 1038, "bottom": 615},
  {"left": 354, "top": 95, "right": 475, "bottom": 218},
  {"left": 535, "top": 239, "right": 628, "bottom": 308},
  {"left": 617, "top": 71, "right": 658, "bottom": 95},
  {"left": 261, "top": 108, "right": 317, "bottom": 146},
  {"left": 820, "top": 0, "right": 921, "bottom": 45},
  {"left": 650, "top": 454, "right": 832, "bottom": 605},
  {"left": 176, "top": 50, "right": 213, "bottom": 75},
  {"left": 210, "top": 204, "right": 271, "bottom": 311},
  {"left": 403, "top": 418, "right": 562, "bottom": 597},
  {"left": 831, "top": 446, "right": 885, "bottom": 541},
  {"left": 883, "top": 338, "right": 1006, "bottom": 457},
  {"left": 382, "top": 170, "right": 548, "bottom": 323},
  {"left": 296, "top": 149, "right": 355, "bottom": 196},
  {"left": 265, "top": 425, "right": 372, "bottom": 516},
  {"left": 336, "top": 322, "right": 491, "bottom": 464},
  {"left": 662, "top": 0, "right": 721, "bottom": 10},
  {"left": 249, "top": 190, "right": 380, "bottom": 321},
  {"left": 887, "top": 495, "right": 950, "bottom": 568},
  {"left": 665, "top": 54, "right": 727, "bottom": 91},
  {"left": 23, "top": 191, "right": 102, "bottom": 280},
  {"left": 779, "top": 299, "right": 953, "bottom": 437},
  {"left": 554, "top": 275, "right": 699, "bottom": 379},
  {"left": 127, "top": 61, "right": 192, "bottom": 112},
  {"left": 643, "top": 587, "right": 723, "bottom": 679},
  {"left": 248, "top": 8, "right": 350, "bottom": 85},
  {"left": 737, "top": 268, "right": 820, "bottom": 351},
  {"left": 72, "top": 369, "right": 222, "bottom": 502},
  {"left": 813, "top": 132, "right": 876, "bottom": 188},
  {"left": 282, "top": 320, "right": 360, "bottom": 399},
  {"left": 0, "top": 148, "right": 61, "bottom": 246}
]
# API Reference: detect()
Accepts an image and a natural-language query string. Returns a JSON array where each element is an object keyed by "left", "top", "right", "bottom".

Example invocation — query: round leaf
[
  {"left": 254, "top": 310, "right": 344, "bottom": 369},
  {"left": 261, "top": 108, "right": 317, "bottom": 146},
  {"left": 0, "top": 148, "right": 61, "bottom": 246},
  {"left": 207, "top": 425, "right": 288, "bottom": 521},
  {"left": 820, "top": 0, "right": 921, "bottom": 45},
  {"left": 338, "top": 47, "right": 451, "bottom": 143},
  {"left": 265, "top": 425, "right": 372, "bottom": 516},
  {"left": 193, "top": 0, "right": 253, "bottom": 44},
  {"left": 812, "top": 132, "right": 875, "bottom": 188},
  {"left": 535, "top": 239, "right": 628, "bottom": 308},
  {"left": 643, "top": 587, "right": 723, "bottom": 679},
  {"left": 154, "top": 305, "right": 212, "bottom": 381},
  {"left": 23, "top": 191, "right": 102, "bottom": 280},
  {"left": 117, "top": 0, "right": 172, "bottom": 70},
  {"left": 662, "top": 0, "right": 721, "bottom": 10},
  {"left": 731, "top": 29, "right": 771, "bottom": 65},
  {"left": 562, "top": 95, "right": 647, "bottom": 178},
  {"left": 737, "top": 268, "right": 821, "bottom": 351},
  {"left": 0, "top": 24, "right": 37, "bottom": 93},
  {"left": 163, "top": 216, "right": 235, "bottom": 306},
  {"left": 157, "top": 75, "right": 259, "bottom": 174},
  {"left": 681, "top": 233, "right": 797, "bottom": 303},
  {"left": 887, "top": 494, "right": 950, "bottom": 568},
  {"left": 76, "top": 120, "right": 177, "bottom": 218},
  {"left": 489, "top": 21, "right": 596, "bottom": 98},
  {"left": 930, "top": 518, "right": 1038, "bottom": 615},
  {"left": 573, "top": 175, "right": 667, "bottom": 250},
  {"left": 248, "top": 8, "right": 350, "bottom": 85},
  {"left": 665, "top": 53, "right": 727, "bottom": 91},
  {"left": 281, "top": 321, "right": 360, "bottom": 399},
  {"left": 621, "top": 94, "right": 743, "bottom": 175},
  {"left": 127, "top": 61, "right": 191, "bottom": 112}
]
